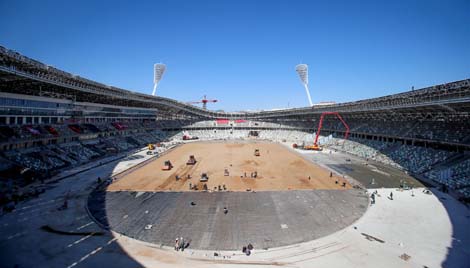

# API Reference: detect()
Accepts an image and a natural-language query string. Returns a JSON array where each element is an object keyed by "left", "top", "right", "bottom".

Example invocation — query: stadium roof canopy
[{"left": 1, "top": 45, "right": 469, "bottom": 121}]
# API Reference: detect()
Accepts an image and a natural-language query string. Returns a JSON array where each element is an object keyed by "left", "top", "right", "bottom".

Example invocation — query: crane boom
[
  {"left": 187, "top": 95, "right": 218, "bottom": 109},
  {"left": 313, "top": 112, "right": 350, "bottom": 148}
]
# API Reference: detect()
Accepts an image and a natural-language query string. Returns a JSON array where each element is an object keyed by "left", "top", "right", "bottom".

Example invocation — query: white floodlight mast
[
  {"left": 152, "top": 63, "right": 166, "bottom": 96},
  {"left": 295, "top": 64, "right": 313, "bottom": 106}
]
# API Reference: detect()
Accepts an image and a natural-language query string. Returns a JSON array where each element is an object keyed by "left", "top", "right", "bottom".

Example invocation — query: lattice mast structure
[
  {"left": 152, "top": 63, "right": 166, "bottom": 96},
  {"left": 296, "top": 64, "right": 313, "bottom": 106}
]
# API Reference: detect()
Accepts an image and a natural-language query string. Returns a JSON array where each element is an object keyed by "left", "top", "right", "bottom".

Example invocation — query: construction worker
[
  {"left": 179, "top": 237, "right": 185, "bottom": 251},
  {"left": 175, "top": 238, "right": 179, "bottom": 251}
]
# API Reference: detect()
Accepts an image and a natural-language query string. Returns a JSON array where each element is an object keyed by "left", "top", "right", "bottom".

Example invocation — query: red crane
[
  {"left": 188, "top": 95, "right": 218, "bottom": 110},
  {"left": 294, "top": 112, "right": 350, "bottom": 151},
  {"left": 311, "top": 112, "right": 350, "bottom": 150}
]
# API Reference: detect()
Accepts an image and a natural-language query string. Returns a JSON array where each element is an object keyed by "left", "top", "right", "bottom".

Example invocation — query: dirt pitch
[{"left": 108, "top": 141, "right": 352, "bottom": 192}]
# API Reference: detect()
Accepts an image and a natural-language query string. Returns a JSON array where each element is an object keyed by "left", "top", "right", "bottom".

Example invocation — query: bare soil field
[{"left": 107, "top": 141, "right": 351, "bottom": 192}]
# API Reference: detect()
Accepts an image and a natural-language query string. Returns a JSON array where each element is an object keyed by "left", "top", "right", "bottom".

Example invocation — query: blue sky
[{"left": 1, "top": 0, "right": 469, "bottom": 111}]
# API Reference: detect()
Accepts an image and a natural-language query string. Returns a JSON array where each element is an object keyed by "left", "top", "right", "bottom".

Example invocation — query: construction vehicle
[
  {"left": 161, "top": 160, "right": 173, "bottom": 171},
  {"left": 182, "top": 134, "right": 199, "bottom": 140},
  {"left": 292, "top": 142, "right": 321, "bottom": 150},
  {"left": 182, "top": 131, "right": 199, "bottom": 141},
  {"left": 200, "top": 173, "right": 209, "bottom": 182},
  {"left": 187, "top": 155, "right": 197, "bottom": 165},
  {"left": 254, "top": 149, "right": 260, "bottom": 156},
  {"left": 303, "top": 144, "right": 323, "bottom": 151},
  {"left": 293, "top": 112, "right": 350, "bottom": 151}
]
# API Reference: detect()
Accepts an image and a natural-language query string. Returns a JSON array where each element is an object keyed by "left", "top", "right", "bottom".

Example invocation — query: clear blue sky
[{"left": 1, "top": 0, "right": 469, "bottom": 111}]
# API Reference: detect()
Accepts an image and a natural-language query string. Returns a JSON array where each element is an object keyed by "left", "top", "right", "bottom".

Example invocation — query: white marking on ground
[
  {"left": 76, "top": 222, "right": 93, "bottom": 230},
  {"left": 65, "top": 238, "right": 117, "bottom": 268},
  {"left": 6, "top": 231, "right": 27, "bottom": 240},
  {"left": 67, "top": 233, "right": 95, "bottom": 248}
]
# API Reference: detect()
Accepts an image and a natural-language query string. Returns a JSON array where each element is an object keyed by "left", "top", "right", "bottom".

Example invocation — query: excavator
[{"left": 293, "top": 112, "right": 350, "bottom": 151}]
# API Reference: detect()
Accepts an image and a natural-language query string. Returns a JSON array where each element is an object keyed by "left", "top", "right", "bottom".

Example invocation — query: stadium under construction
[{"left": 0, "top": 46, "right": 469, "bottom": 268}]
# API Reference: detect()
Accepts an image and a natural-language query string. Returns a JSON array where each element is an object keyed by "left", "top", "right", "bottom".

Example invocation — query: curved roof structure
[{"left": 1, "top": 45, "right": 469, "bottom": 121}]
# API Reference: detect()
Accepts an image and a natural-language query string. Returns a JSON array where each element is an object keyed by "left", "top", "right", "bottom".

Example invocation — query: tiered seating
[
  {"left": 321, "top": 118, "right": 470, "bottom": 144},
  {"left": 4, "top": 149, "right": 52, "bottom": 172},
  {"left": 388, "top": 146, "right": 452, "bottom": 174},
  {"left": 325, "top": 137, "right": 469, "bottom": 198},
  {"left": 409, "top": 121, "right": 470, "bottom": 143},
  {"left": 325, "top": 138, "right": 398, "bottom": 167},
  {"left": 47, "top": 145, "right": 79, "bottom": 166},
  {"left": 425, "top": 159, "right": 470, "bottom": 192},
  {"left": 177, "top": 129, "right": 311, "bottom": 142},
  {"left": 60, "top": 142, "right": 101, "bottom": 162}
]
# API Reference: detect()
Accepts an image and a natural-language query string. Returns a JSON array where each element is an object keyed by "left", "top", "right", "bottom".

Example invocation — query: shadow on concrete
[
  {"left": 343, "top": 138, "right": 470, "bottom": 267},
  {"left": 88, "top": 184, "right": 369, "bottom": 251},
  {"left": 430, "top": 188, "right": 470, "bottom": 268}
]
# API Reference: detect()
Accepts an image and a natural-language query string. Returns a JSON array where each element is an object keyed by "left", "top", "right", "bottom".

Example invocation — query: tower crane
[{"left": 188, "top": 95, "right": 218, "bottom": 110}]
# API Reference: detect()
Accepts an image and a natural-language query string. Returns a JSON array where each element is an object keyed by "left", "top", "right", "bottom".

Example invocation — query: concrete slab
[{"left": 88, "top": 189, "right": 369, "bottom": 250}]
